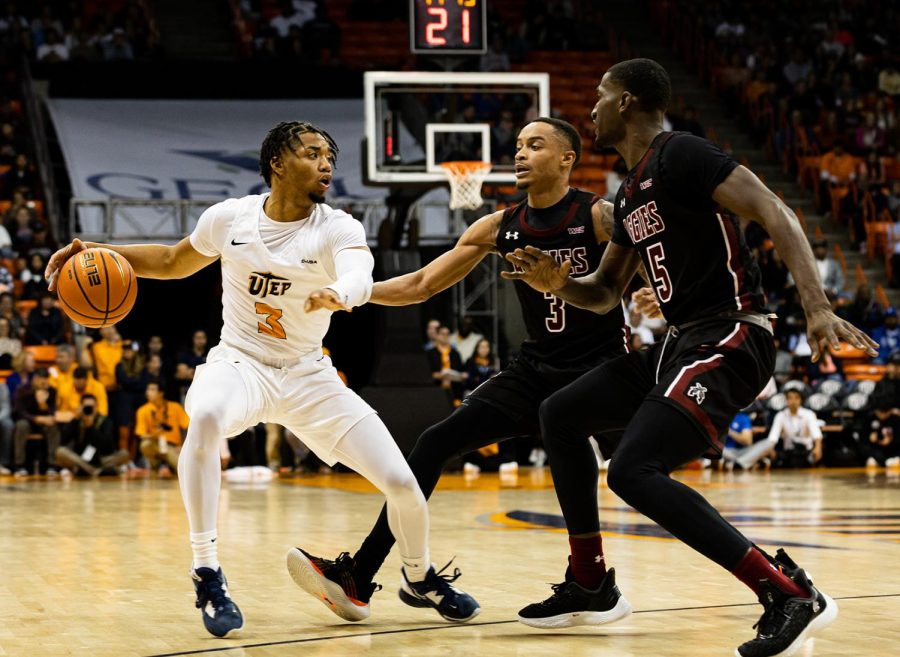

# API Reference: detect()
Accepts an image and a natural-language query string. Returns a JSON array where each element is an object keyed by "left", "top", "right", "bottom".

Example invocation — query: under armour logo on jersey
[
  {"left": 248, "top": 271, "right": 292, "bottom": 297},
  {"left": 687, "top": 383, "right": 708, "bottom": 405},
  {"left": 620, "top": 198, "right": 626, "bottom": 208},
  {"left": 594, "top": 554, "right": 605, "bottom": 563},
  {"left": 506, "top": 231, "right": 519, "bottom": 240}
]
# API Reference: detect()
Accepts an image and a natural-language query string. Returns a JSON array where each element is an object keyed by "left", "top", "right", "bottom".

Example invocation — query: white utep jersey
[{"left": 190, "top": 193, "right": 367, "bottom": 362}]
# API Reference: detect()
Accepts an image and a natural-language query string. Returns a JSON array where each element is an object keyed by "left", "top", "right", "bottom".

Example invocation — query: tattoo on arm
[{"left": 600, "top": 201, "right": 614, "bottom": 240}]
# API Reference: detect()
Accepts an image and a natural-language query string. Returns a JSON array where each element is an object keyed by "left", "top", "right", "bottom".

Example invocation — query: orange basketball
[{"left": 56, "top": 247, "right": 138, "bottom": 329}]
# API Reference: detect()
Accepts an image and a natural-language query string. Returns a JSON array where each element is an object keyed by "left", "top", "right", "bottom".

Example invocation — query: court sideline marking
[{"left": 144, "top": 593, "right": 900, "bottom": 657}]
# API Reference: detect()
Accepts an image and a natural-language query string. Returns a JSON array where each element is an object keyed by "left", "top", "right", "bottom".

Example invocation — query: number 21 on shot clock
[{"left": 410, "top": 0, "right": 487, "bottom": 55}]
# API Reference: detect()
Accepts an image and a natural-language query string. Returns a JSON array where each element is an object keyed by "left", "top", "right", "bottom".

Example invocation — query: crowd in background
[{"left": 0, "top": 0, "right": 160, "bottom": 63}]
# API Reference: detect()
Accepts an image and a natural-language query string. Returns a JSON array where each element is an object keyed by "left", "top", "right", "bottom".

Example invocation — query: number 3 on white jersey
[{"left": 647, "top": 242, "right": 672, "bottom": 303}]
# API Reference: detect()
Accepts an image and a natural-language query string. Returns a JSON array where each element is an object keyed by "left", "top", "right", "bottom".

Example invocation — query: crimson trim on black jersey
[
  {"left": 515, "top": 196, "right": 581, "bottom": 237},
  {"left": 624, "top": 133, "right": 675, "bottom": 199}
]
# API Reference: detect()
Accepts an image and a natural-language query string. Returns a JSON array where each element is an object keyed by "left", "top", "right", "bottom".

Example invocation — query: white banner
[{"left": 45, "top": 98, "right": 385, "bottom": 238}]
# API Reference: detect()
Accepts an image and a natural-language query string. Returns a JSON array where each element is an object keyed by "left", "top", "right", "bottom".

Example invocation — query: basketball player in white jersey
[{"left": 45, "top": 121, "right": 479, "bottom": 638}]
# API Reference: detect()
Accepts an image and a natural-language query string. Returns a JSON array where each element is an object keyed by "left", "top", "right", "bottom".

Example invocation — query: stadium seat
[{"left": 24, "top": 345, "right": 57, "bottom": 368}]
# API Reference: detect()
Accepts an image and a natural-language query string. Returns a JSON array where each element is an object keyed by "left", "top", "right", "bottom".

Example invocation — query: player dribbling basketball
[{"left": 45, "top": 121, "right": 478, "bottom": 638}]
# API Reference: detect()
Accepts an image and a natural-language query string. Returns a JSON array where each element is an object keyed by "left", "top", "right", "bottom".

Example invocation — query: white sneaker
[
  {"left": 60, "top": 468, "right": 73, "bottom": 479},
  {"left": 866, "top": 457, "right": 879, "bottom": 468},
  {"left": 463, "top": 462, "right": 481, "bottom": 475},
  {"left": 0, "top": 465, "right": 10, "bottom": 475},
  {"left": 499, "top": 461, "right": 518, "bottom": 474},
  {"left": 13, "top": 468, "right": 28, "bottom": 478},
  {"left": 529, "top": 448, "right": 547, "bottom": 467},
  {"left": 45, "top": 468, "right": 59, "bottom": 478},
  {"left": 885, "top": 457, "right": 900, "bottom": 468}
]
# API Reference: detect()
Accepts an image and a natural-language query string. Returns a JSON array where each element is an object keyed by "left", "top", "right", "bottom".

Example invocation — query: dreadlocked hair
[{"left": 259, "top": 121, "right": 340, "bottom": 186}]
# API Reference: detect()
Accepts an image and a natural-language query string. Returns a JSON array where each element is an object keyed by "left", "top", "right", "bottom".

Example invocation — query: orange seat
[
  {"left": 843, "top": 364, "right": 886, "bottom": 381},
  {"left": 15, "top": 299, "right": 37, "bottom": 322},
  {"left": 0, "top": 368, "right": 11, "bottom": 384},
  {"left": 25, "top": 345, "right": 58, "bottom": 367}
]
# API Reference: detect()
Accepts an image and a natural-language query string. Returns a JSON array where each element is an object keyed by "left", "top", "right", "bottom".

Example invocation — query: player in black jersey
[
  {"left": 287, "top": 117, "right": 656, "bottom": 626},
  {"left": 506, "top": 59, "right": 878, "bottom": 656}
]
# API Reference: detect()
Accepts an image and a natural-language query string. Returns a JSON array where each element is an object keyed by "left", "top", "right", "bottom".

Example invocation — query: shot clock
[{"left": 410, "top": 0, "right": 487, "bottom": 55}]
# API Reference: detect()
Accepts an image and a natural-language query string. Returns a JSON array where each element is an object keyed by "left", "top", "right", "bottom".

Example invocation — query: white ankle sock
[
  {"left": 190, "top": 530, "right": 220, "bottom": 571},
  {"left": 402, "top": 555, "right": 430, "bottom": 583}
]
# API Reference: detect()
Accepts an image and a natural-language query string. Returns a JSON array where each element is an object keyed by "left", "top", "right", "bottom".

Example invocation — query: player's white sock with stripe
[
  {"left": 191, "top": 530, "right": 220, "bottom": 571},
  {"left": 402, "top": 553, "right": 430, "bottom": 583}
]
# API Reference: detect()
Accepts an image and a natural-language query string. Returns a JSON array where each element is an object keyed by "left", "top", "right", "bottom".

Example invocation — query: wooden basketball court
[{"left": 1, "top": 467, "right": 898, "bottom": 657}]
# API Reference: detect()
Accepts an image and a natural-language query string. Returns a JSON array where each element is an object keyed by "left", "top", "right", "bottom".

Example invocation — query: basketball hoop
[{"left": 440, "top": 161, "right": 492, "bottom": 210}]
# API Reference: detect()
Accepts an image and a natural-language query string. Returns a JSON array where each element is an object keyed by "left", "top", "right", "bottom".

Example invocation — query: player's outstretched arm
[
  {"left": 503, "top": 242, "right": 642, "bottom": 314},
  {"left": 370, "top": 211, "right": 501, "bottom": 306},
  {"left": 592, "top": 200, "right": 662, "bottom": 319},
  {"left": 713, "top": 165, "right": 878, "bottom": 361},
  {"left": 45, "top": 237, "right": 218, "bottom": 291}
]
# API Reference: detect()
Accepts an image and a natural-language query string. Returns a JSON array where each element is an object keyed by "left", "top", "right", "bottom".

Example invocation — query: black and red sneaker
[
  {"left": 736, "top": 565, "right": 838, "bottom": 657},
  {"left": 286, "top": 547, "right": 380, "bottom": 622}
]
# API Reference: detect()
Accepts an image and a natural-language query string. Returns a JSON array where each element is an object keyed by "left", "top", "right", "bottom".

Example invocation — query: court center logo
[{"left": 687, "top": 382, "right": 708, "bottom": 405}]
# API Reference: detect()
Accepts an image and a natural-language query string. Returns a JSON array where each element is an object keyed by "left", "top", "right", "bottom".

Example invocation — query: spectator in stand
[
  {"left": 135, "top": 380, "right": 189, "bottom": 478},
  {"left": 36, "top": 26, "right": 68, "bottom": 61},
  {"left": 427, "top": 324, "right": 466, "bottom": 405},
  {"left": 12, "top": 367, "right": 59, "bottom": 476},
  {"left": 873, "top": 354, "right": 900, "bottom": 413},
  {"left": 28, "top": 221, "right": 56, "bottom": 260},
  {"left": 174, "top": 329, "right": 207, "bottom": 401},
  {"left": 870, "top": 307, "right": 900, "bottom": 364},
  {"left": 879, "top": 66, "right": 900, "bottom": 98},
  {"left": 782, "top": 48, "right": 813, "bottom": 87},
  {"left": 6, "top": 349, "right": 35, "bottom": 401},
  {"left": 20, "top": 252, "right": 49, "bottom": 300},
  {"left": 102, "top": 27, "right": 133, "bottom": 61},
  {"left": 48, "top": 343, "right": 76, "bottom": 390},
  {"left": 56, "top": 392, "right": 130, "bottom": 476},
  {"left": 269, "top": 0, "right": 314, "bottom": 38},
  {"left": 423, "top": 318, "right": 440, "bottom": 351},
  {"left": 114, "top": 339, "right": 144, "bottom": 454},
  {"left": 0, "top": 316, "right": 21, "bottom": 369},
  {"left": 479, "top": 35, "right": 511, "bottom": 72},
  {"left": 855, "top": 112, "right": 885, "bottom": 154},
  {"left": 56, "top": 366, "right": 108, "bottom": 420},
  {"left": 818, "top": 142, "right": 857, "bottom": 219},
  {"left": 864, "top": 398, "right": 900, "bottom": 468},
  {"left": 723, "top": 410, "right": 774, "bottom": 470},
  {"left": 789, "top": 239, "right": 844, "bottom": 298},
  {"left": 24, "top": 290, "right": 64, "bottom": 345},
  {"left": 5, "top": 153, "right": 38, "bottom": 195},
  {"left": 139, "top": 353, "right": 166, "bottom": 393},
  {"left": 491, "top": 110, "right": 516, "bottom": 164},
  {"left": 760, "top": 247, "right": 791, "bottom": 303},
  {"left": 769, "top": 388, "right": 824, "bottom": 467},
  {"left": 839, "top": 283, "right": 883, "bottom": 330},
  {"left": 463, "top": 338, "right": 498, "bottom": 396},
  {"left": 450, "top": 315, "right": 484, "bottom": 362},
  {"left": 0, "top": 121, "right": 26, "bottom": 166},
  {"left": 301, "top": 3, "right": 340, "bottom": 64},
  {"left": 0, "top": 381, "right": 12, "bottom": 474},
  {"left": 87, "top": 326, "right": 122, "bottom": 396},
  {"left": 0, "top": 293, "right": 23, "bottom": 341},
  {"left": 806, "top": 348, "right": 844, "bottom": 385},
  {"left": 6, "top": 206, "right": 35, "bottom": 255}
]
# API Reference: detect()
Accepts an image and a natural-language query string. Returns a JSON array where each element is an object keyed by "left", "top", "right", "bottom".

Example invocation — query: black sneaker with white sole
[
  {"left": 399, "top": 561, "right": 480, "bottom": 622},
  {"left": 735, "top": 568, "right": 838, "bottom": 657},
  {"left": 191, "top": 567, "right": 244, "bottom": 638},
  {"left": 517, "top": 567, "right": 632, "bottom": 629}
]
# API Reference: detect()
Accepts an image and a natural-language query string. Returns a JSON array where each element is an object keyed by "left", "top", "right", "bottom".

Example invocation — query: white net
[{"left": 440, "top": 161, "right": 493, "bottom": 210}]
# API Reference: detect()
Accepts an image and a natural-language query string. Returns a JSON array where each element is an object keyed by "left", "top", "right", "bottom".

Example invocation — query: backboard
[{"left": 364, "top": 71, "right": 550, "bottom": 185}]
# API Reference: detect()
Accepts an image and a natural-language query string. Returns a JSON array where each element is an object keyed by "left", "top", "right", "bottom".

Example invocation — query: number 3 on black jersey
[
  {"left": 544, "top": 292, "right": 566, "bottom": 332},
  {"left": 647, "top": 243, "right": 673, "bottom": 303}
]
